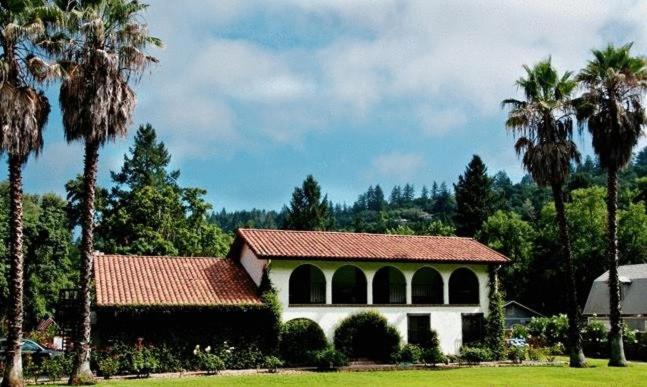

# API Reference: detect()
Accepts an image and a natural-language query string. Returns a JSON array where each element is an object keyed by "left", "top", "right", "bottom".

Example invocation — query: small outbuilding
[
  {"left": 583, "top": 263, "right": 647, "bottom": 331},
  {"left": 504, "top": 300, "right": 543, "bottom": 328}
]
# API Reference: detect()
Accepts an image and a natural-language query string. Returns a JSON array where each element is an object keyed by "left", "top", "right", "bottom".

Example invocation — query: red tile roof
[
  {"left": 94, "top": 255, "right": 262, "bottom": 307},
  {"left": 235, "top": 228, "right": 509, "bottom": 264}
]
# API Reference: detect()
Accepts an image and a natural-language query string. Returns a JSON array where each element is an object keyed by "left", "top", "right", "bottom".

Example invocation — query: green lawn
[{"left": 93, "top": 359, "right": 647, "bottom": 386}]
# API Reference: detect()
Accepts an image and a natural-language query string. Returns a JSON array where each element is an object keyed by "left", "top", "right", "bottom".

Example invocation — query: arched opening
[
  {"left": 449, "top": 268, "right": 479, "bottom": 304},
  {"left": 412, "top": 267, "right": 444, "bottom": 304},
  {"left": 289, "top": 264, "right": 326, "bottom": 304},
  {"left": 332, "top": 266, "right": 367, "bottom": 304},
  {"left": 372, "top": 267, "right": 406, "bottom": 304}
]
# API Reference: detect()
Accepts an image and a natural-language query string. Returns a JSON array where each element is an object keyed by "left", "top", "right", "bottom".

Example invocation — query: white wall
[
  {"left": 266, "top": 258, "right": 491, "bottom": 355},
  {"left": 239, "top": 244, "right": 267, "bottom": 286}
]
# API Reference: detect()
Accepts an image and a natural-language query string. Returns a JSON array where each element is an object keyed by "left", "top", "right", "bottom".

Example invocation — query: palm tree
[
  {"left": 502, "top": 58, "right": 586, "bottom": 367},
  {"left": 576, "top": 43, "right": 647, "bottom": 367},
  {"left": 0, "top": 1, "right": 58, "bottom": 385},
  {"left": 53, "top": 0, "right": 160, "bottom": 383}
]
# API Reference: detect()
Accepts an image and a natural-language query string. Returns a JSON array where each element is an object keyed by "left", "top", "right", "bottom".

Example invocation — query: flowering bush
[
  {"left": 263, "top": 356, "right": 284, "bottom": 373},
  {"left": 507, "top": 344, "right": 527, "bottom": 364},
  {"left": 194, "top": 345, "right": 225, "bottom": 375},
  {"left": 525, "top": 314, "right": 568, "bottom": 347}
]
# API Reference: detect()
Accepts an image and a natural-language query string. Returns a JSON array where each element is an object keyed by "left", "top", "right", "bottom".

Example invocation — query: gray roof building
[{"left": 583, "top": 264, "right": 647, "bottom": 316}]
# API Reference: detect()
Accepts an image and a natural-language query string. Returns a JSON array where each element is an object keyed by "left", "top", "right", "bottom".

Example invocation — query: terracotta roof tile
[
  {"left": 94, "top": 255, "right": 262, "bottom": 307},
  {"left": 236, "top": 228, "right": 509, "bottom": 264}
]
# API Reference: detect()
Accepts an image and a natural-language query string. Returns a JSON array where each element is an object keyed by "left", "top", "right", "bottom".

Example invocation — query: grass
[{"left": 90, "top": 358, "right": 647, "bottom": 386}]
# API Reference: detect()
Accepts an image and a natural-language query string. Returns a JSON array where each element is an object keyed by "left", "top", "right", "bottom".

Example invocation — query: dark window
[
  {"left": 408, "top": 314, "right": 431, "bottom": 345},
  {"left": 412, "top": 267, "right": 444, "bottom": 304},
  {"left": 461, "top": 313, "right": 485, "bottom": 345},
  {"left": 373, "top": 267, "right": 406, "bottom": 304},
  {"left": 332, "top": 266, "right": 367, "bottom": 304},
  {"left": 449, "top": 268, "right": 479, "bottom": 304},
  {"left": 289, "top": 264, "right": 326, "bottom": 304}
]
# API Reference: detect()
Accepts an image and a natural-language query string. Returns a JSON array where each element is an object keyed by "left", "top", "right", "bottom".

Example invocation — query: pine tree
[
  {"left": 390, "top": 185, "right": 402, "bottom": 207},
  {"left": 283, "top": 175, "right": 331, "bottom": 231},
  {"left": 431, "top": 182, "right": 456, "bottom": 223},
  {"left": 454, "top": 155, "right": 493, "bottom": 236},
  {"left": 372, "top": 185, "right": 386, "bottom": 211},
  {"left": 402, "top": 183, "right": 415, "bottom": 205}
]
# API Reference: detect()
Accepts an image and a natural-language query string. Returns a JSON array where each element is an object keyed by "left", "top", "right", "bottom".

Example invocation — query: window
[
  {"left": 449, "top": 268, "right": 479, "bottom": 304},
  {"left": 332, "top": 266, "right": 367, "bottom": 304},
  {"left": 289, "top": 264, "right": 326, "bottom": 304},
  {"left": 372, "top": 267, "right": 406, "bottom": 304},
  {"left": 412, "top": 267, "right": 444, "bottom": 304},
  {"left": 408, "top": 314, "right": 431, "bottom": 345},
  {"left": 461, "top": 313, "right": 485, "bottom": 345}
]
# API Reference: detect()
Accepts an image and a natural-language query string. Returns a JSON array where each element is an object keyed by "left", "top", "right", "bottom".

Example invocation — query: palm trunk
[
  {"left": 606, "top": 166, "right": 627, "bottom": 367},
  {"left": 69, "top": 141, "right": 99, "bottom": 385},
  {"left": 551, "top": 183, "right": 586, "bottom": 367},
  {"left": 1, "top": 156, "right": 25, "bottom": 387}
]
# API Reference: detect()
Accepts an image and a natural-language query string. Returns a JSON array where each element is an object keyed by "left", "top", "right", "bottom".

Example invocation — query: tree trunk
[
  {"left": 606, "top": 166, "right": 627, "bottom": 367},
  {"left": 1, "top": 156, "right": 26, "bottom": 387},
  {"left": 551, "top": 183, "right": 586, "bottom": 367},
  {"left": 69, "top": 141, "right": 99, "bottom": 385}
]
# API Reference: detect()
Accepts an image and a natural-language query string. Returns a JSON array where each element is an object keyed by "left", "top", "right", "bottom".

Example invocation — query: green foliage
[
  {"left": 0, "top": 183, "right": 76, "bottom": 325},
  {"left": 76, "top": 124, "right": 232, "bottom": 257},
  {"left": 314, "top": 347, "right": 348, "bottom": 370},
  {"left": 333, "top": 311, "right": 401, "bottom": 362},
  {"left": 279, "top": 318, "right": 328, "bottom": 366},
  {"left": 507, "top": 345, "right": 528, "bottom": 364},
  {"left": 98, "top": 356, "right": 120, "bottom": 379},
  {"left": 393, "top": 344, "right": 423, "bottom": 364},
  {"left": 193, "top": 345, "right": 225, "bottom": 375},
  {"left": 511, "top": 324, "right": 529, "bottom": 340},
  {"left": 41, "top": 354, "right": 73, "bottom": 382},
  {"left": 527, "top": 346, "right": 545, "bottom": 361},
  {"left": 525, "top": 314, "right": 569, "bottom": 347},
  {"left": 283, "top": 175, "right": 332, "bottom": 230},
  {"left": 421, "top": 346, "right": 446, "bottom": 365},
  {"left": 132, "top": 346, "right": 159, "bottom": 378},
  {"left": 454, "top": 155, "right": 494, "bottom": 236},
  {"left": 262, "top": 356, "right": 283, "bottom": 373},
  {"left": 485, "top": 268, "right": 506, "bottom": 360},
  {"left": 459, "top": 346, "right": 493, "bottom": 364}
]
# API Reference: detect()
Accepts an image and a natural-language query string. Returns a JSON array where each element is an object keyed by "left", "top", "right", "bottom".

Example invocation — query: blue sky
[{"left": 20, "top": 0, "right": 647, "bottom": 211}]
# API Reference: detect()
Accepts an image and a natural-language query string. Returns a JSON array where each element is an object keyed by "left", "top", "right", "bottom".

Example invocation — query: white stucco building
[{"left": 229, "top": 228, "right": 509, "bottom": 354}]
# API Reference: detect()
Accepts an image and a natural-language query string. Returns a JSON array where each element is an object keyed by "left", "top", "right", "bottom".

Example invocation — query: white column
[
  {"left": 404, "top": 271, "right": 413, "bottom": 304},
  {"left": 366, "top": 269, "right": 375, "bottom": 304},
  {"left": 325, "top": 270, "right": 333, "bottom": 305},
  {"left": 443, "top": 272, "right": 450, "bottom": 305}
]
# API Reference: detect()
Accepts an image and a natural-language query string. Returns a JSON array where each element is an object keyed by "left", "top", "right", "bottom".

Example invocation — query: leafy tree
[
  {"left": 93, "top": 125, "right": 231, "bottom": 256},
  {"left": 420, "top": 220, "right": 456, "bottom": 236},
  {"left": 54, "top": 1, "right": 161, "bottom": 380},
  {"left": 618, "top": 202, "right": 647, "bottom": 265},
  {"left": 635, "top": 146, "right": 647, "bottom": 177},
  {"left": 576, "top": 43, "right": 647, "bottom": 367},
  {"left": 454, "top": 155, "right": 493, "bottom": 237},
  {"left": 502, "top": 58, "right": 585, "bottom": 366},
  {"left": 283, "top": 175, "right": 331, "bottom": 231},
  {"left": 386, "top": 225, "right": 416, "bottom": 235},
  {"left": 0, "top": 1, "right": 57, "bottom": 384},
  {"left": 477, "top": 211, "right": 536, "bottom": 301}
]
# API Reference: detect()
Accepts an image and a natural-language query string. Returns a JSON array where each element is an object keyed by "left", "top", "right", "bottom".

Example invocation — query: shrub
[
  {"left": 194, "top": 345, "right": 225, "bottom": 375},
  {"left": 98, "top": 356, "right": 120, "bottom": 379},
  {"left": 151, "top": 344, "right": 183, "bottom": 372},
  {"left": 526, "top": 315, "right": 568, "bottom": 347},
  {"left": 333, "top": 311, "right": 401, "bottom": 362},
  {"left": 582, "top": 319, "right": 608, "bottom": 358},
  {"left": 545, "top": 343, "right": 564, "bottom": 362},
  {"left": 459, "top": 346, "right": 492, "bottom": 365},
  {"left": 279, "top": 318, "right": 327, "bottom": 366},
  {"left": 507, "top": 344, "right": 528, "bottom": 364},
  {"left": 314, "top": 347, "right": 348, "bottom": 370},
  {"left": 422, "top": 346, "right": 446, "bottom": 366},
  {"left": 132, "top": 347, "right": 159, "bottom": 377},
  {"left": 510, "top": 324, "right": 529, "bottom": 340},
  {"left": 263, "top": 356, "right": 284, "bottom": 373},
  {"left": 393, "top": 344, "right": 423, "bottom": 364}
]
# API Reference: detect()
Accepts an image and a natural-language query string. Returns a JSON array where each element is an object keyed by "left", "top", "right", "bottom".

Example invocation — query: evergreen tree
[
  {"left": 431, "top": 183, "right": 455, "bottom": 223},
  {"left": 454, "top": 155, "right": 493, "bottom": 236},
  {"left": 402, "top": 183, "right": 415, "bottom": 205},
  {"left": 390, "top": 185, "right": 402, "bottom": 207},
  {"left": 635, "top": 146, "right": 647, "bottom": 177},
  {"left": 283, "top": 175, "right": 331, "bottom": 231},
  {"left": 372, "top": 185, "right": 386, "bottom": 211}
]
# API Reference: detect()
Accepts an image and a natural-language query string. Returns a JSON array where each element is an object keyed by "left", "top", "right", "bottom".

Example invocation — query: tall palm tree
[
  {"left": 0, "top": 1, "right": 58, "bottom": 385},
  {"left": 53, "top": 0, "right": 160, "bottom": 383},
  {"left": 576, "top": 43, "right": 647, "bottom": 367},
  {"left": 502, "top": 58, "right": 586, "bottom": 367}
]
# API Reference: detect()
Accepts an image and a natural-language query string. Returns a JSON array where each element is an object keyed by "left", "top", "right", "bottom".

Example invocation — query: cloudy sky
[{"left": 23, "top": 0, "right": 647, "bottom": 210}]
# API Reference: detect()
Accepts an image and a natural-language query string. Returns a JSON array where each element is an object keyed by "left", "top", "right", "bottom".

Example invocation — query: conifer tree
[
  {"left": 283, "top": 175, "right": 331, "bottom": 231},
  {"left": 454, "top": 155, "right": 493, "bottom": 236}
]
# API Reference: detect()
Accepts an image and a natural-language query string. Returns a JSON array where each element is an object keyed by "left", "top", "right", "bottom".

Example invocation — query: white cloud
[
  {"left": 371, "top": 152, "right": 424, "bottom": 180},
  {"left": 418, "top": 107, "right": 468, "bottom": 136}
]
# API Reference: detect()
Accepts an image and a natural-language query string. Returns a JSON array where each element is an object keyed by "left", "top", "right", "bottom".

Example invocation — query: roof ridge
[
  {"left": 96, "top": 254, "right": 225, "bottom": 260},
  {"left": 238, "top": 228, "right": 473, "bottom": 240}
]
